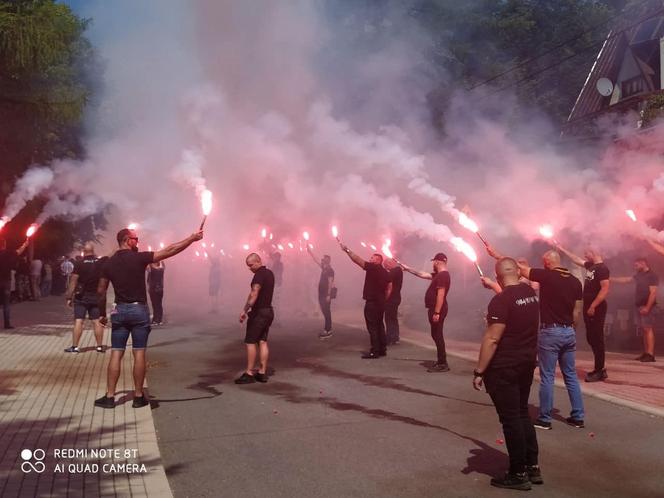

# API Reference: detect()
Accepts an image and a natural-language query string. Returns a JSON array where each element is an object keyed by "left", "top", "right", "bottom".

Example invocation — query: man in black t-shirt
[
  {"left": 556, "top": 245, "right": 610, "bottom": 381},
  {"left": 402, "top": 252, "right": 452, "bottom": 372},
  {"left": 0, "top": 237, "right": 29, "bottom": 329},
  {"left": 519, "top": 251, "right": 584, "bottom": 430},
  {"left": 612, "top": 256, "right": 659, "bottom": 362},
  {"left": 339, "top": 242, "right": 391, "bottom": 358},
  {"left": 384, "top": 258, "right": 403, "bottom": 345},
  {"left": 236, "top": 253, "right": 276, "bottom": 384},
  {"left": 64, "top": 243, "right": 105, "bottom": 354},
  {"left": 94, "top": 227, "right": 202, "bottom": 410},
  {"left": 473, "top": 258, "right": 541, "bottom": 491},
  {"left": 307, "top": 246, "right": 335, "bottom": 339}
]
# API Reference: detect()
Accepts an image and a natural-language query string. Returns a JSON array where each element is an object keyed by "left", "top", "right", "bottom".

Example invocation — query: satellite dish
[{"left": 596, "top": 78, "right": 614, "bottom": 97}]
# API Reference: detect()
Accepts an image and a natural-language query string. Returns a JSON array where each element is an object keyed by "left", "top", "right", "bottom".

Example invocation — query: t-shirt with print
[
  {"left": 486, "top": 283, "right": 540, "bottom": 369},
  {"left": 583, "top": 261, "right": 610, "bottom": 306}
]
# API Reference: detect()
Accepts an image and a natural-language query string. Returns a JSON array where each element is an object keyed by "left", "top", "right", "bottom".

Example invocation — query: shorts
[
  {"left": 74, "top": 296, "right": 100, "bottom": 320},
  {"left": 635, "top": 305, "right": 659, "bottom": 329},
  {"left": 245, "top": 307, "right": 274, "bottom": 344},
  {"left": 111, "top": 303, "right": 151, "bottom": 350}
]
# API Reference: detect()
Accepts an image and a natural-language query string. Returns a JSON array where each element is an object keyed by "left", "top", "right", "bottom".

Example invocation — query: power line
[
  {"left": 478, "top": 6, "right": 664, "bottom": 100},
  {"left": 467, "top": 0, "right": 654, "bottom": 92}
]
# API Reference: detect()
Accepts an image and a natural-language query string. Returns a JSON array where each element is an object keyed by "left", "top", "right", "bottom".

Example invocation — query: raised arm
[
  {"left": 306, "top": 246, "right": 322, "bottom": 269},
  {"left": 647, "top": 239, "right": 664, "bottom": 257},
  {"left": 15, "top": 239, "right": 29, "bottom": 257},
  {"left": 339, "top": 243, "right": 367, "bottom": 269},
  {"left": 556, "top": 244, "right": 585, "bottom": 268},
  {"left": 485, "top": 243, "right": 504, "bottom": 261},
  {"left": 480, "top": 276, "right": 502, "bottom": 294},
  {"left": 400, "top": 262, "right": 432, "bottom": 280},
  {"left": 153, "top": 231, "right": 203, "bottom": 263}
]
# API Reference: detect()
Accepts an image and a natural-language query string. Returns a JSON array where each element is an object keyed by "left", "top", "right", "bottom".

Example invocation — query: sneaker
[
  {"left": 96, "top": 346, "right": 104, "bottom": 353},
  {"left": 635, "top": 352, "right": 647, "bottom": 361},
  {"left": 490, "top": 472, "right": 531, "bottom": 490},
  {"left": 234, "top": 372, "right": 256, "bottom": 384},
  {"left": 318, "top": 330, "right": 333, "bottom": 340},
  {"left": 427, "top": 362, "right": 450, "bottom": 372},
  {"left": 132, "top": 395, "right": 149, "bottom": 408},
  {"left": 533, "top": 419, "right": 552, "bottom": 430},
  {"left": 640, "top": 354, "right": 656, "bottom": 362},
  {"left": 255, "top": 372, "right": 269, "bottom": 383},
  {"left": 94, "top": 395, "right": 115, "bottom": 409},
  {"left": 361, "top": 352, "right": 380, "bottom": 359},
  {"left": 526, "top": 465, "right": 543, "bottom": 485},
  {"left": 585, "top": 369, "right": 607, "bottom": 382},
  {"left": 565, "top": 417, "right": 585, "bottom": 428},
  {"left": 64, "top": 346, "right": 80, "bottom": 354}
]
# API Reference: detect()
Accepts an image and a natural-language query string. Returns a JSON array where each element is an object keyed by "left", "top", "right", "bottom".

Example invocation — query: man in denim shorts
[
  {"left": 236, "top": 253, "right": 275, "bottom": 384},
  {"left": 94, "top": 227, "right": 203, "bottom": 409}
]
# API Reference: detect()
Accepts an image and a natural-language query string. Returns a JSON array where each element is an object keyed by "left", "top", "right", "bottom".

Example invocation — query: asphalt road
[{"left": 147, "top": 309, "right": 664, "bottom": 498}]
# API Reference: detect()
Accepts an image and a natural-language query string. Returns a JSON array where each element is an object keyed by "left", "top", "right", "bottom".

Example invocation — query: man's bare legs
[
  {"left": 106, "top": 350, "right": 124, "bottom": 397},
  {"left": 258, "top": 340, "right": 269, "bottom": 374},
  {"left": 643, "top": 326, "right": 655, "bottom": 356},
  {"left": 72, "top": 319, "right": 84, "bottom": 347},
  {"left": 93, "top": 319, "right": 104, "bottom": 347},
  {"left": 245, "top": 344, "right": 257, "bottom": 375},
  {"left": 132, "top": 349, "right": 147, "bottom": 397}
]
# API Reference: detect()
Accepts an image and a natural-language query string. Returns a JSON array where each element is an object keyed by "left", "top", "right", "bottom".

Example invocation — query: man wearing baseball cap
[{"left": 402, "top": 252, "right": 451, "bottom": 372}]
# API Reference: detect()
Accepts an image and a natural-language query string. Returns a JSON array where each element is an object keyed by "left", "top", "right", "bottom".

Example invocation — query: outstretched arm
[
  {"left": 485, "top": 243, "right": 503, "bottom": 261},
  {"left": 306, "top": 246, "right": 322, "bottom": 269},
  {"left": 400, "top": 262, "right": 432, "bottom": 280},
  {"left": 339, "top": 243, "right": 366, "bottom": 269},
  {"left": 154, "top": 231, "right": 203, "bottom": 263},
  {"left": 647, "top": 239, "right": 664, "bottom": 257},
  {"left": 556, "top": 244, "right": 585, "bottom": 268}
]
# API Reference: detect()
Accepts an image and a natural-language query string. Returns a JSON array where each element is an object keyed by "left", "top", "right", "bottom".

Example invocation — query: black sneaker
[
  {"left": 585, "top": 369, "right": 607, "bottom": 382},
  {"left": 132, "top": 395, "right": 149, "bottom": 408},
  {"left": 565, "top": 417, "right": 584, "bottom": 428},
  {"left": 96, "top": 346, "right": 104, "bottom": 353},
  {"left": 635, "top": 353, "right": 647, "bottom": 361},
  {"left": 427, "top": 362, "right": 450, "bottom": 372},
  {"left": 640, "top": 354, "right": 656, "bottom": 362},
  {"left": 526, "top": 465, "right": 543, "bottom": 485},
  {"left": 64, "top": 346, "right": 80, "bottom": 354},
  {"left": 533, "top": 419, "right": 552, "bottom": 430},
  {"left": 490, "top": 472, "right": 531, "bottom": 490},
  {"left": 94, "top": 395, "right": 115, "bottom": 409},
  {"left": 361, "top": 352, "right": 380, "bottom": 359},
  {"left": 235, "top": 372, "right": 256, "bottom": 384},
  {"left": 255, "top": 372, "right": 268, "bottom": 383}
]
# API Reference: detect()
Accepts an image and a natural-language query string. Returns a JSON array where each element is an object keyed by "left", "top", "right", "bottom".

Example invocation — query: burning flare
[
  {"left": 303, "top": 231, "right": 310, "bottom": 241},
  {"left": 242, "top": 244, "right": 250, "bottom": 251},
  {"left": 626, "top": 209, "right": 637, "bottom": 222},
  {"left": 381, "top": 239, "right": 393, "bottom": 259},
  {"left": 261, "top": 228, "right": 267, "bottom": 238},
  {"left": 127, "top": 222, "right": 138, "bottom": 230},
  {"left": 331, "top": 225, "right": 339, "bottom": 239},
  {"left": 538, "top": 224, "right": 554, "bottom": 239},
  {"left": 0, "top": 217, "right": 7, "bottom": 231},
  {"left": 26, "top": 224, "right": 38, "bottom": 238},
  {"left": 458, "top": 213, "right": 479, "bottom": 233},
  {"left": 201, "top": 190, "right": 213, "bottom": 216},
  {"left": 451, "top": 236, "right": 483, "bottom": 276}
]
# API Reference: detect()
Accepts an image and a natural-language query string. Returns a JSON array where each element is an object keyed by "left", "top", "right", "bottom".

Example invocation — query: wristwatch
[{"left": 473, "top": 369, "right": 484, "bottom": 378}]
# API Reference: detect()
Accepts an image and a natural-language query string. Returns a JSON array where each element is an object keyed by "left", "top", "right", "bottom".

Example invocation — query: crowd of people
[{"left": 2, "top": 224, "right": 663, "bottom": 491}]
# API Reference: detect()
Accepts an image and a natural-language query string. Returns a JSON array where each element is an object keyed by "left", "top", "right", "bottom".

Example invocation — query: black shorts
[
  {"left": 74, "top": 296, "right": 101, "bottom": 320},
  {"left": 245, "top": 307, "right": 274, "bottom": 344}
]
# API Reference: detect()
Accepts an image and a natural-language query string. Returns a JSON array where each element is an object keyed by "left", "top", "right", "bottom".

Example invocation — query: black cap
[{"left": 431, "top": 252, "right": 448, "bottom": 262}]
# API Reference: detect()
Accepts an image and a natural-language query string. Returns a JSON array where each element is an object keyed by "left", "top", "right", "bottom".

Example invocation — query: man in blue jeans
[
  {"left": 520, "top": 250, "right": 584, "bottom": 429},
  {"left": 94, "top": 227, "right": 203, "bottom": 409}
]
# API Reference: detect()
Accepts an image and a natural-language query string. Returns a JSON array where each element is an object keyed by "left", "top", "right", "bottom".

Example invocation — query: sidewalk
[
  {"left": 0, "top": 297, "right": 172, "bottom": 498},
  {"left": 336, "top": 310, "right": 664, "bottom": 418}
]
